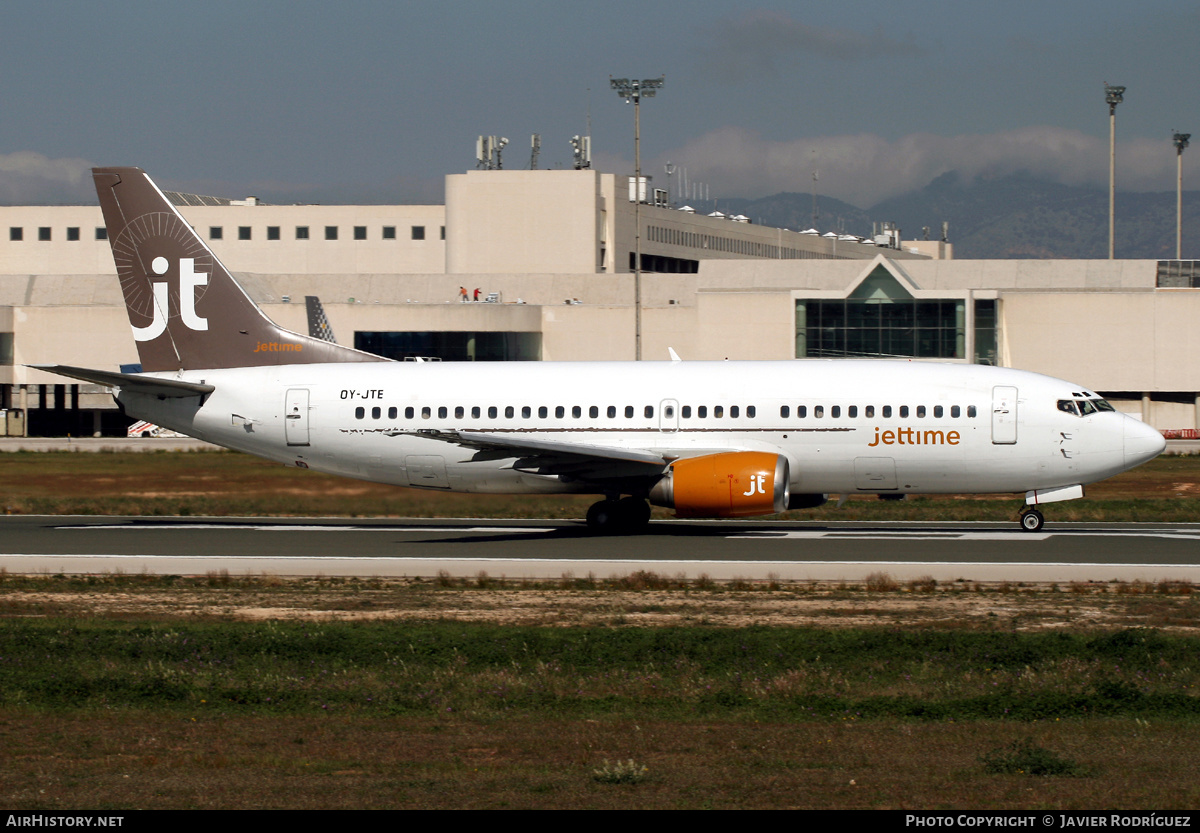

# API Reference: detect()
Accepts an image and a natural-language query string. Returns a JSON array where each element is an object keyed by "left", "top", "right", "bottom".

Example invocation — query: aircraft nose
[{"left": 1124, "top": 417, "right": 1166, "bottom": 468}]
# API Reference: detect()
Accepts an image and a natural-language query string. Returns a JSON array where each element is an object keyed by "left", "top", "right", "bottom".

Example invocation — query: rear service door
[{"left": 285, "top": 388, "right": 311, "bottom": 446}]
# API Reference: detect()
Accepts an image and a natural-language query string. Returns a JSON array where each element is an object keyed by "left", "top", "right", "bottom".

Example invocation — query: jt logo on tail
[{"left": 133, "top": 257, "right": 209, "bottom": 342}]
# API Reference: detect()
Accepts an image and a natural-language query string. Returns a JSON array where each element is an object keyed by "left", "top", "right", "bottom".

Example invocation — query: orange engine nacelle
[{"left": 649, "top": 452, "right": 791, "bottom": 518}]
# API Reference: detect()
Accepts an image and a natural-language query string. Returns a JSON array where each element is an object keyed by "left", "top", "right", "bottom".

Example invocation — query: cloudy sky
[{"left": 1, "top": 0, "right": 1196, "bottom": 207}]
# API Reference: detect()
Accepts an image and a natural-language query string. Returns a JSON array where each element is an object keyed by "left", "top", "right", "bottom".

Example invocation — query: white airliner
[{"left": 39, "top": 168, "right": 1167, "bottom": 533}]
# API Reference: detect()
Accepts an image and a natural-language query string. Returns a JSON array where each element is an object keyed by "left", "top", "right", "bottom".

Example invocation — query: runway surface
[{"left": 2, "top": 515, "right": 1199, "bottom": 583}]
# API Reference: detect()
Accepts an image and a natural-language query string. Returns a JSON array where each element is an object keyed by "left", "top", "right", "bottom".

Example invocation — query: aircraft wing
[
  {"left": 29, "top": 365, "right": 215, "bottom": 398},
  {"left": 394, "top": 429, "right": 670, "bottom": 479}
]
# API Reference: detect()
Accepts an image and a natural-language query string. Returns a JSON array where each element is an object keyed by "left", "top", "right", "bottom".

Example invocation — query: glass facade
[
  {"left": 973, "top": 299, "right": 997, "bottom": 365},
  {"left": 796, "top": 298, "right": 965, "bottom": 359},
  {"left": 795, "top": 267, "right": 968, "bottom": 360}
]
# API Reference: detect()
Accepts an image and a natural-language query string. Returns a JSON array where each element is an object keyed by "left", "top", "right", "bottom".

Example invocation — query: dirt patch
[{"left": 3, "top": 577, "right": 1196, "bottom": 632}]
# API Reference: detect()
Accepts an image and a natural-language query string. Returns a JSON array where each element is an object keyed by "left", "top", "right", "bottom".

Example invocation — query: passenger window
[
  {"left": 780, "top": 405, "right": 790, "bottom": 418},
  {"left": 682, "top": 406, "right": 692, "bottom": 418},
  {"left": 355, "top": 407, "right": 365, "bottom": 419},
  {"left": 555, "top": 406, "right": 564, "bottom": 419},
  {"left": 865, "top": 405, "right": 874, "bottom": 418},
  {"left": 538, "top": 406, "right": 548, "bottom": 419},
  {"left": 455, "top": 406, "right": 464, "bottom": 419},
  {"left": 831, "top": 406, "right": 840, "bottom": 418},
  {"left": 645, "top": 405, "right": 655, "bottom": 418},
  {"left": 421, "top": 407, "right": 431, "bottom": 419},
  {"left": 472, "top": 406, "right": 480, "bottom": 419},
  {"left": 814, "top": 406, "right": 824, "bottom": 418},
  {"left": 488, "top": 406, "right": 498, "bottom": 419},
  {"left": 797, "top": 406, "right": 807, "bottom": 418},
  {"left": 900, "top": 406, "right": 909, "bottom": 418},
  {"left": 951, "top": 405, "right": 960, "bottom": 418},
  {"left": 747, "top": 405, "right": 756, "bottom": 418},
  {"left": 883, "top": 406, "right": 892, "bottom": 418},
  {"left": 521, "top": 406, "right": 531, "bottom": 419},
  {"left": 572, "top": 406, "right": 581, "bottom": 418},
  {"left": 405, "top": 407, "right": 414, "bottom": 419},
  {"left": 505, "top": 406, "right": 515, "bottom": 418},
  {"left": 607, "top": 406, "right": 616, "bottom": 418},
  {"left": 698, "top": 406, "right": 708, "bottom": 418},
  {"left": 967, "top": 406, "right": 977, "bottom": 418},
  {"left": 848, "top": 406, "right": 857, "bottom": 418},
  {"left": 730, "top": 406, "right": 739, "bottom": 418},
  {"left": 933, "top": 406, "right": 943, "bottom": 418},
  {"left": 388, "top": 407, "right": 397, "bottom": 419},
  {"left": 438, "top": 407, "right": 447, "bottom": 419},
  {"left": 714, "top": 406, "right": 724, "bottom": 418},
  {"left": 372, "top": 407, "right": 381, "bottom": 419},
  {"left": 916, "top": 405, "right": 926, "bottom": 418},
  {"left": 625, "top": 406, "right": 634, "bottom": 418},
  {"left": 590, "top": 406, "right": 599, "bottom": 418}
]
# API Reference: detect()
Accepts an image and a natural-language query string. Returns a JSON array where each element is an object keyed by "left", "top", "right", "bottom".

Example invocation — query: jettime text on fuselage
[{"left": 868, "top": 426, "right": 961, "bottom": 447}]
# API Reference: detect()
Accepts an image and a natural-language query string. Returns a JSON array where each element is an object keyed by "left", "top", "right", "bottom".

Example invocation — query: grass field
[
  {"left": 1, "top": 448, "right": 1199, "bottom": 521},
  {"left": 2, "top": 573, "right": 1200, "bottom": 810}
]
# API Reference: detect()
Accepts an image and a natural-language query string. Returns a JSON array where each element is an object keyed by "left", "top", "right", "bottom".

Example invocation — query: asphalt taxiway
[{"left": 2, "top": 515, "right": 1198, "bottom": 583}]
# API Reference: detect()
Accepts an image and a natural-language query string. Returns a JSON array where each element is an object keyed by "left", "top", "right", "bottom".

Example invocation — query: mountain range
[{"left": 709, "top": 172, "right": 1200, "bottom": 259}]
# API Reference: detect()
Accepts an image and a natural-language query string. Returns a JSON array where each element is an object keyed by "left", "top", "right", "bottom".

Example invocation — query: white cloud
[
  {"left": 651, "top": 126, "right": 1184, "bottom": 207},
  {"left": 0, "top": 151, "right": 95, "bottom": 204}
]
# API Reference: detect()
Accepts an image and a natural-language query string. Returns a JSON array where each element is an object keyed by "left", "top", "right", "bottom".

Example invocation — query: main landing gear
[
  {"left": 1019, "top": 507, "right": 1045, "bottom": 532},
  {"left": 586, "top": 496, "right": 651, "bottom": 534}
]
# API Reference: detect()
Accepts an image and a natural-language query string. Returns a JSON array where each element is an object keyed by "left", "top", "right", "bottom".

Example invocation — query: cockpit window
[
  {"left": 1092, "top": 398, "right": 1115, "bottom": 412},
  {"left": 1057, "top": 400, "right": 1079, "bottom": 416},
  {"left": 1077, "top": 399, "right": 1098, "bottom": 416}
]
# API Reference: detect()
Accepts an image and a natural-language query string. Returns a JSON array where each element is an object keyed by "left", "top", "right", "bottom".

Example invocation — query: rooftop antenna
[
  {"left": 529, "top": 134, "right": 541, "bottom": 170},
  {"left": 474, "top": 136, "right": 509, "bottom": 170},
  {"left": 664, "top": 161, "right": 676, "bottom": 207},
  {"left": 570, "top": 135, "right": 591, "bottom": 169}
]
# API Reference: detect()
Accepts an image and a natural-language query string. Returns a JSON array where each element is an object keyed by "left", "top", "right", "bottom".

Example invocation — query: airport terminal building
[{"left": 1, "top": 167, "right": 1198, "bottom": 435}]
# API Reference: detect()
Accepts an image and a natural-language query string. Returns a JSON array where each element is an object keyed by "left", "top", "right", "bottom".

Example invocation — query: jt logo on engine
[
  {"left": 742, "top": 474, "right": 766, "bottom": 496},
  {"left": 132, "top": 257, "right": 209, "bottom": 342}
]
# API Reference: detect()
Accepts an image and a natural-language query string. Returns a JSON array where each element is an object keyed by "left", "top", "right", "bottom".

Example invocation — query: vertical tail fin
[{"left": 92, "top": 167, "right": 386, "bottom": 372}]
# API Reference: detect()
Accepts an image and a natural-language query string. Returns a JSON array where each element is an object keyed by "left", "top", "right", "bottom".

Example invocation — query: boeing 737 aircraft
[{"left": 38, "top": 168, "right": 1167, "bottom": 533}]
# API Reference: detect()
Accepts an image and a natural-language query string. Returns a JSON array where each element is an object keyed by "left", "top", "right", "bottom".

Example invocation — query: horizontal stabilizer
[{"left": 30, "top": 365, "right": 215, "bottom": 398}]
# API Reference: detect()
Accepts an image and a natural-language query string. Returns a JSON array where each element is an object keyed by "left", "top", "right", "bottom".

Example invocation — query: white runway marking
[
  {"left": 731, "top": 528, "right": 1200, "bottom": 541},
  {"left": 56, "top": 522, "right": 1200, "bottom": 543},
  {"left": 53, "top": 524, "right": 556, "bottom": 534},
  {"left": 731, "top": 531, "right": 1053, "bottom": 541}
]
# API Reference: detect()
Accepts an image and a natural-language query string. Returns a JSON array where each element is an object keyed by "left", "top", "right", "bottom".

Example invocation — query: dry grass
[
  {"left": 4, "top": 713, "right": 1199, "bottom": 810},
  {"left": 1, "top": 573, "right": 1198, "bottom": 631}
]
